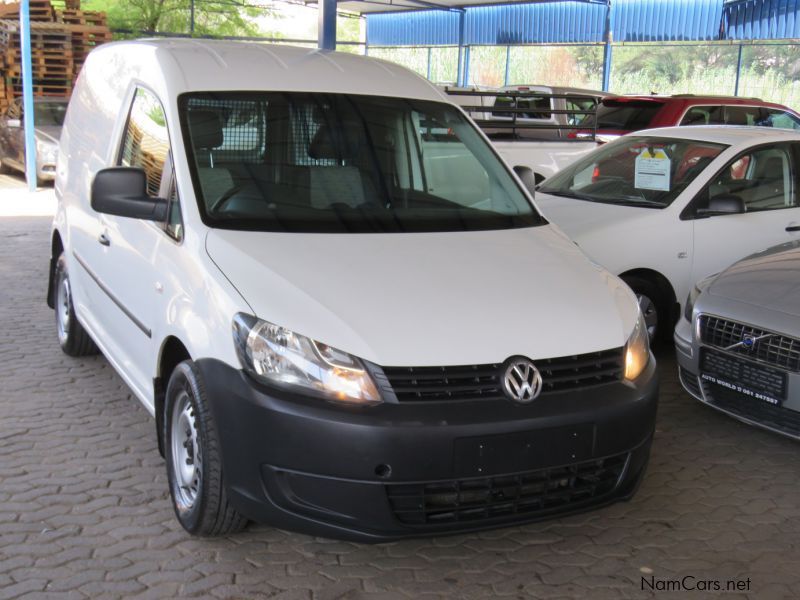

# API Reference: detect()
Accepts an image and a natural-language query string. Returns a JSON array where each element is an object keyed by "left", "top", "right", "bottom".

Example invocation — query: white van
[{"left": 48, "top": 40, "right": 657, "bottom": 541}]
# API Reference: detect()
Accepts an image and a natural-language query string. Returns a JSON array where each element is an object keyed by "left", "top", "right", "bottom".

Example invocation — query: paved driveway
[{"left": 2, "top": 215, "right": 800, "bottom": 599}]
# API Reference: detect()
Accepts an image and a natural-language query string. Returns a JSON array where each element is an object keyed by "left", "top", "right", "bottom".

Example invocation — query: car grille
[
  {"left": 382, "top": 348, "right": 623, "bottom": 403},
  {"left": 699, "top": 315, "right": 800, "bottom": 372},
  {"left": 386, "top": 453, "right": 629, "bottom": 526},
  {"left": 678, "top": 366, "right": 703, "bottom": 399},
  {"left": 701, "top": 381, "right": 800, "bottom": 439}
]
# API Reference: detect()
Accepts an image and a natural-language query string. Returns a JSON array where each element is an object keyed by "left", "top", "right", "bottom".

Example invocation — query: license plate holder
[
  {"left": 700, "top": 348, "right": 786, "bottom": 406},
  {"left": 454, "top": 423, "right": 594, "bottom": 478}
]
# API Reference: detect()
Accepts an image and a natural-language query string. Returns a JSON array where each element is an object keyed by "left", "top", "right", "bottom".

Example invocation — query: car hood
[
  {"left": 34, "top": 126, "right": 61, "bottom": 145},
  {"left": 708, "top": 241, "right": 800, "bottom": 317},
  {"left": 534, "top": 192, "right": 655, "bottom": 241},
  {"left": 206, "top": 226, "right": 638, "bottom": 367}
]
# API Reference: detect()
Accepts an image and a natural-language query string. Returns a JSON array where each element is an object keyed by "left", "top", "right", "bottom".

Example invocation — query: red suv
[{"left": 574, "top": 94, "right": 800, "bottom": 142}]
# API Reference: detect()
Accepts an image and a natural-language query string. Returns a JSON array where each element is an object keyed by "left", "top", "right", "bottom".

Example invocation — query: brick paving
[{"left": 2, "top": 215, "right": 800, "bottom": 599}]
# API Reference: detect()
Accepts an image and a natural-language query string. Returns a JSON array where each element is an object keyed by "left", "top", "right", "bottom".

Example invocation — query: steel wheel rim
[
  {"left": 637, "top": 293, "right": 658, "bottom": 339},
  {"left": 56, "top": 275, "right": 71, "bottom": 344},
  {"left": 170, "top": 390, "right": 202, "bottom": 510}
]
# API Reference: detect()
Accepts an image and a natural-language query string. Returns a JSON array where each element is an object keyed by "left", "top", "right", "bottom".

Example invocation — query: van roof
[{"left": 87, "top": 39, "right": 446, "bottom": 102}]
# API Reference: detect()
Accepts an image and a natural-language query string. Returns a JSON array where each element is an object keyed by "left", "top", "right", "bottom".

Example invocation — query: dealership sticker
[{"left": 635, "top": 148, "right": 671, "bottom": 191}]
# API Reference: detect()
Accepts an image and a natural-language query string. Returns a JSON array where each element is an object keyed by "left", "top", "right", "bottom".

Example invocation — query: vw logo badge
[{"left": 502, "top": 358, "right": 543, "bottom": 404}]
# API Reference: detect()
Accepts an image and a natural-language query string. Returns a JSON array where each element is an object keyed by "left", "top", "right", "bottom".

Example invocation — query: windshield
[
  {"left": 539, "top": 136, "right": 728, "bottom": 208},
  {"left": 179, "top": 92, "right": 543, "bottom": 233},
  {"left": 33, "top": 102, "right": 67, "bottom": 127},
  {"left": 582, "top": 100, "right": 664, "bottom": 131}
]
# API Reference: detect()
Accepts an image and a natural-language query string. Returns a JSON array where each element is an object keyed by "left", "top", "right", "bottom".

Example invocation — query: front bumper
[{"left": 198, "top": 356, "right": 658, "bottom": 542}]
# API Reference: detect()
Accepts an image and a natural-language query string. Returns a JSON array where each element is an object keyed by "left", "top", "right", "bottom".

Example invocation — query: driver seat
[{"left": 187, "top": 109, "right": 235, "bottom": 208}]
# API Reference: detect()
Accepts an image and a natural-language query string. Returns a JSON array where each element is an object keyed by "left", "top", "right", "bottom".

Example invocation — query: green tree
[{"left": 83, "top": 0, "right": 266, "bottom": 37}]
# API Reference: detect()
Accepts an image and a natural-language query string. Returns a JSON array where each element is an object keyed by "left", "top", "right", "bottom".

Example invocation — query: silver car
[
  {"left": 0, "top": 97, "right": 67, "bottom": 184},
  {"left": 675, "top": 241, "right": 800, "bottom": 440}
]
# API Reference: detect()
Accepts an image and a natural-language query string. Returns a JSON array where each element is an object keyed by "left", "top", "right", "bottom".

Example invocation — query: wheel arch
[
  {"left": 619, "top": 267, "right": 679, "bottom": 324},
  {"left": 154, "top": 336, "right": 192, "bottom": 457}
]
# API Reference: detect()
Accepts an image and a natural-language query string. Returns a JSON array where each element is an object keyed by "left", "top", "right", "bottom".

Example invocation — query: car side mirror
[
  {"left": 513, "top": 165, "right": 537, "bottom": 198},
  {"left": 696, "top": 194, "right": 745, "bottom": 217},
  {"left": 7, "top": 118, "right": 20, "bottom": 128},
  {"left": 91, "top": 167, "right": 168, "bottom": 221}
]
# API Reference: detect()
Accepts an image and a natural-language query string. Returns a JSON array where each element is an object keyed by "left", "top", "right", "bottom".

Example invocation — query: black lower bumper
[{"left": 198, "top": 356, "right": 658, "bottom": 542}]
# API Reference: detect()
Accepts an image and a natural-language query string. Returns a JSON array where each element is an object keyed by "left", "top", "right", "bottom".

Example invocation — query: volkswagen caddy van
[{"left": 47, "top": 40, "right": 657, "bottom": 541}]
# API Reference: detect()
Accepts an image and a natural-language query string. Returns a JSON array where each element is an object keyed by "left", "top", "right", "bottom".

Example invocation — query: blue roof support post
[
  {"left": 734, "top": 43, "right": 743, "bottom": 96},
  {"left": 504, "top": 46, "right": 511, "bottom": 86},
  {"left": 456, "top": 11, "right": 465, "bottom": 86},
  {"left": 318, "top": 0, "right": 336, "bottom": 51},
  {"left": 601, "top": 1, "right": 612, "bottom": 91},
  {"left": 19, "top": 0, "right": 36, "bottom": 191}
]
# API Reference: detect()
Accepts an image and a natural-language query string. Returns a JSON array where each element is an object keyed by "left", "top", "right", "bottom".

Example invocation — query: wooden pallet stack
[{"left": 0, "top": 0, "right": 111, "bottom": 113}]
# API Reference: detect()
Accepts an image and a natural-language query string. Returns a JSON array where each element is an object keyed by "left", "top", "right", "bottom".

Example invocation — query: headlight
[
  {"left": 684, "top": 285, "right": 702, "bottom": 322},
  {"left": 684, "top": 274, "right": 717, "bottom": 321},
  {"left": 624, "top": 312, "right": 650, "bottom": 381},
  {"left": 232, "top": 314, "right": 381, "bottom": 405},
  {"left": 35, "top": 139, "right": 57, "bottom": 162}
]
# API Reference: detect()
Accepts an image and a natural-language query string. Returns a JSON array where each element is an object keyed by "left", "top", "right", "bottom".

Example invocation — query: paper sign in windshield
[{"left": 635, "top": 148, "right": 671, "bottom": 192}]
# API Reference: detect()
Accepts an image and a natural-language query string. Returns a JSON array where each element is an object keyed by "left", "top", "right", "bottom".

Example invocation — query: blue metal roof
[
  {"left": 465, "top": 2, "right": 607, "bottom": 45},
  {"left": 723, "top": 0, "right": 800, "bottom": 39},
  {"left": 366, "top": 0, "right": 800, "bottom": 46},
  {"left": 612, "top": 0, "right": 723, "bottom": 42}
]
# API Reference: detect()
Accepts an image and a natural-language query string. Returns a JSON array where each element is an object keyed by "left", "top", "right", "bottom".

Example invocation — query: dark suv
[{"left": 574, "top": 94, "right": 800, "bottom": 142}]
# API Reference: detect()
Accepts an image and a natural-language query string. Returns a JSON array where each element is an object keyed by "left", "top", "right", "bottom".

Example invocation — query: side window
[
  {"left": 765, "top": 109, "right": 800, "bottom": 131},
  {"left": 119, "top": 88, "right": 170, "bottom": 197},
  {"left": 681, "top": 106, "right": 723, "bottom": 126},
  {"left": 725, "top": 105, "right": 761, "bottom": 126},
  {"left": 706, "top": 145, "right": 796, "bottom": 212}
]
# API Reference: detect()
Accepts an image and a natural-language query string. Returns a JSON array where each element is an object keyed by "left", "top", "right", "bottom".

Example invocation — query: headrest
[
  {"left": 308, "top": 123, "right": 341, "bottom": 161},
  {"left": 188, "top": 110, "right": 224, "bottom": 150}
]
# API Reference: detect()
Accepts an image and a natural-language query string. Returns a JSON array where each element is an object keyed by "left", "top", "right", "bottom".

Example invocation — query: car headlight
[
  {"left": 684, "top": 285, "right": 702, "bottom": 322},
  {"left": 35, "top": 139, "right": 57, "bottom": 162},
  {"left": 232, "top": 314, "right": 381, "bottom": 405},
  {"left": 624, "top": 312, "right": 650, "bottom": 381},
  {"left": 684, "top": 274, "right": 717, "bottom": 322}
]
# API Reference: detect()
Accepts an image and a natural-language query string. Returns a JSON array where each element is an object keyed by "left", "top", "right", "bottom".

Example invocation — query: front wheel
[
  {"left": 54, "top": 253, "right": 98, "bottom": 356},
  {"left": 164, "top": 361, "right": 247, "bottom": 536}
]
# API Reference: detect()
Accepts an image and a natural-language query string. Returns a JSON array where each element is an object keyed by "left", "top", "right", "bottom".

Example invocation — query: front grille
[
  {"left": 702, "top": 381, "right": 800, "bottom": 439},
  {"left": 699, "top": 315, "right": 800, "bottom": 372},
  {"left": 382, "top": 348, "right": 623, "bottom": 403},
  {"left": 386, "top": 453, "right": 629, "bottom": 526},
  {"left": 679, "top": 366, "right": 703, "bottom": 399}
]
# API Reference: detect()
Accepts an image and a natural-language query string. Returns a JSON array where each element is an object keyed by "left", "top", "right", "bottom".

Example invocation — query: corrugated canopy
[{"left": 356, "top": 0, "right": 800, "bottom": 46}]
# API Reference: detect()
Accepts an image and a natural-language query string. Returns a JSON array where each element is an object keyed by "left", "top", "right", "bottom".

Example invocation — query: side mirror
[
  {"left": 7, "top": 118, "right": 20, "bottom": 128},
  {"left": 513, "top": 165, "right": 537, "bottom": 198},
  {"left": 91, "top": 167, "right": 168, "bottom": 221},
  {"left": 696, "top": 194, "right": 745, "bottom": 217}
]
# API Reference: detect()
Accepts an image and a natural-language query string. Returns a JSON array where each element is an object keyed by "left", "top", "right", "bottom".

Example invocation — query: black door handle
[
  {"left": 786, "top": 225, "right": 800, "bottom": 232},
  {"left": 98, "top": 233, "right": 110, "bottom": 246}
]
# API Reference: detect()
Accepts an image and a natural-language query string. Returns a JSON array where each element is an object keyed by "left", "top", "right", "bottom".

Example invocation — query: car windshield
[
  {"left": 33, "top": 102, "right": 67, "bottom": 126},
  {"left": 582, "top": 100, "right": 664, "bottom": 130},
  {"left": 539, "top": 136, "right": 728, "bottom": 208},
  {"left": 179, "top": 92, "right": 544, "bottom": 233}
]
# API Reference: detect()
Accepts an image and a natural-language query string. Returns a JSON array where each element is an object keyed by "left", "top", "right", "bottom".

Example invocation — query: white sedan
[{"left": 535, "top": 126, "right": 800, "bottom": 341}]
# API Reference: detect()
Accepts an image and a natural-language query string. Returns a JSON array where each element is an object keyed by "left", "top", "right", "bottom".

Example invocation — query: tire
[
  {"left": 164, "top": 360, "right": 247, "bottom": 536},
  {"left": 622, "top": 275, "right": 668, "bottom": 345},
  {"left": 54, "top": 253, "right": 98, "bottom": 357}
]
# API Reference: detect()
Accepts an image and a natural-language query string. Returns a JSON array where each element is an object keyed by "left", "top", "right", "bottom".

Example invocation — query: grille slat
[
  {"left": 700, "top": 315, "right": 800, "bottom": 372},
  {"left": 382, "top": 348, "right": 623, "bottom": 403},
  {"left": 386, "top": 453, "right": 628, "bottom": 525}
]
